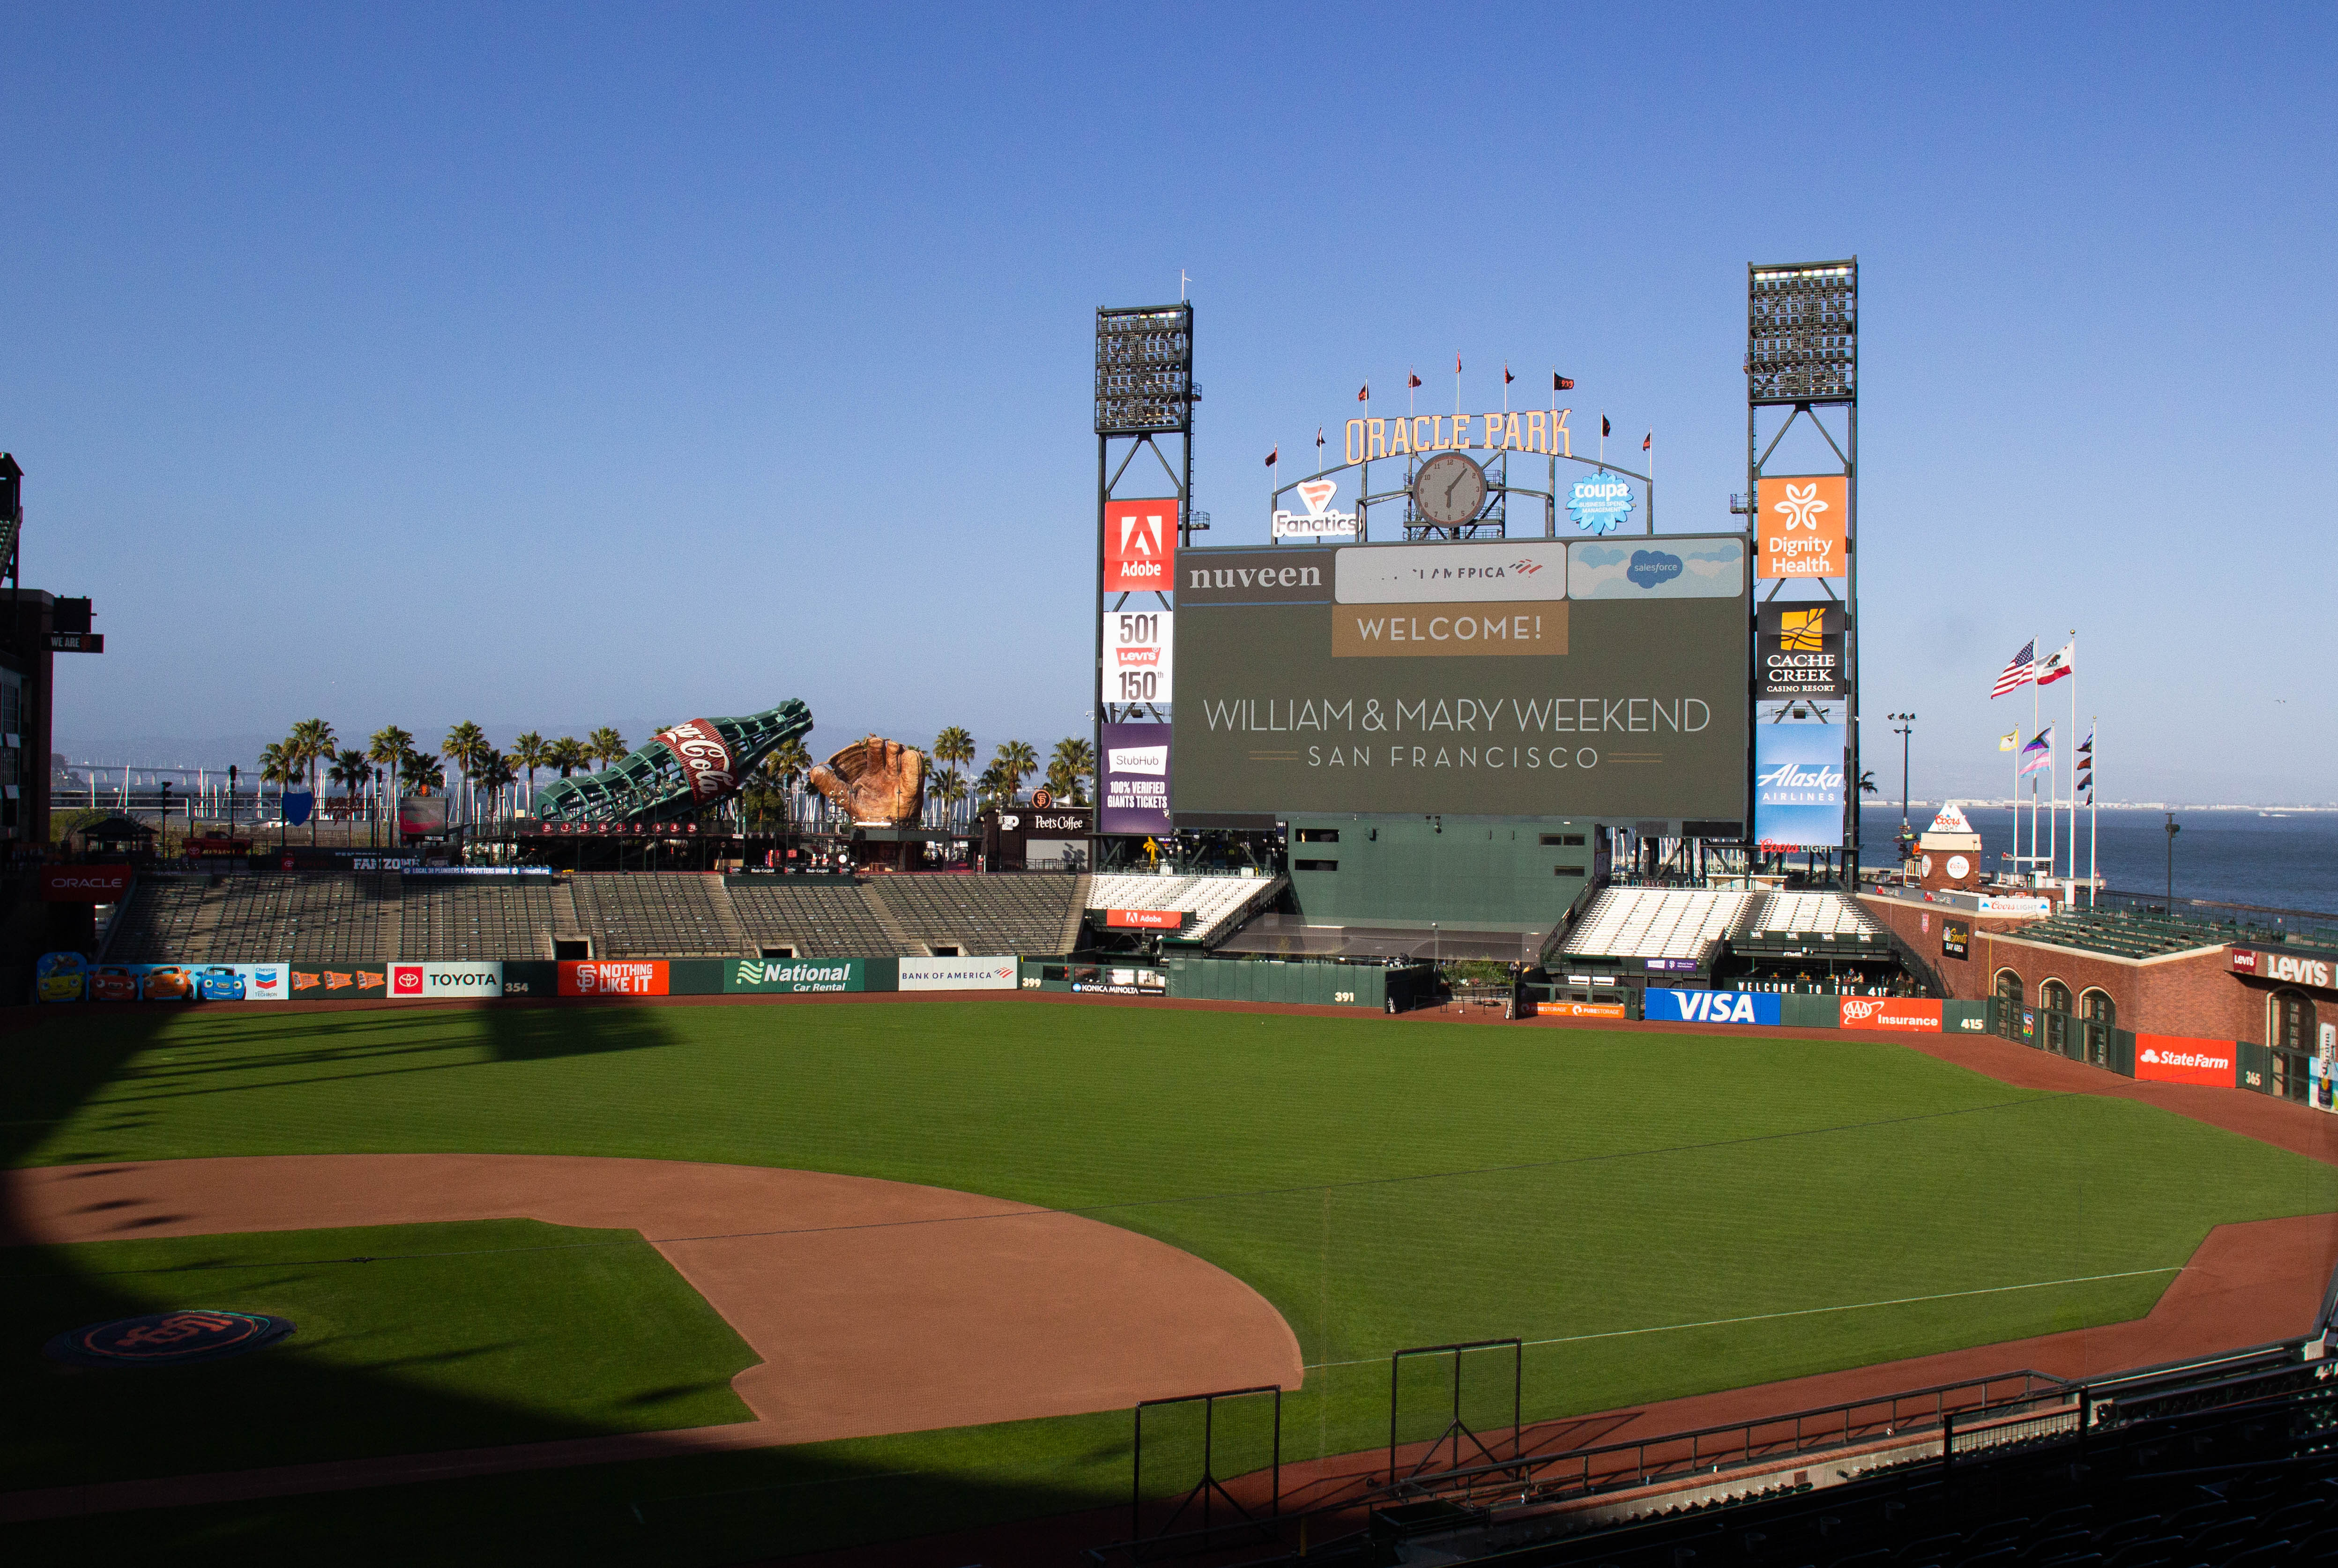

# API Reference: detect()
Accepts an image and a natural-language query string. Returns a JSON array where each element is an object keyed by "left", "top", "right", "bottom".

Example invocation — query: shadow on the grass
[{"left": 0, "top": 1005, "right": 1109, "bottom": 1567}]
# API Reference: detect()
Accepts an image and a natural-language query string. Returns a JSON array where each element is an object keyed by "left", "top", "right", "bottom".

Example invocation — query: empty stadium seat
[
  {"left": 1087, "top": 872, "right": 1281, "bottom": 945},
  {"left": 1560, "top": 888, "right": 1755, "bottom": 960},
  {"left": 402, "top": 878, "right": 561, "bottom": 960},
  {"left": 866, "top": 875, "right": 1084, "bottom": 956},
  {"left": 566, "top": 874, "right": 741, "bottom": 957}
]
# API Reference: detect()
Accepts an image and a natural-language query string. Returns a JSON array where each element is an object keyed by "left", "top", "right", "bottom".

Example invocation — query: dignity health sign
[{"left": 1754, "top": 724, "right": 1845, "bottom": 850}]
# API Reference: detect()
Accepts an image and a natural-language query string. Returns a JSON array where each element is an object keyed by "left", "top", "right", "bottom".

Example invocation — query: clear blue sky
[{"left": 6, "top": 5, "right": 2331, "bottom": 803}]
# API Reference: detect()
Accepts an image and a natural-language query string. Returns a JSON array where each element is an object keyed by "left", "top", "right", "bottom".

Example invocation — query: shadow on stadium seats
[{"left": 0, "top": 1006, "right": 1111, "bottom": 1566}]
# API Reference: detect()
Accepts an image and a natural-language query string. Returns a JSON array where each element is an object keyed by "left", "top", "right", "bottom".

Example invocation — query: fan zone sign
[{"left": 1641, "top": 989, "right": 1781, "bottom": 1025}]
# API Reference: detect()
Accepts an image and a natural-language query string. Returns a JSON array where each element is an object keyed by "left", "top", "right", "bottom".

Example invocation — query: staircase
[
  {"left": 702, "top": 874, "right": 751, "bottom": 956},
  {"left": 549, "top": 879, "right": 587, "bottom": 957}
]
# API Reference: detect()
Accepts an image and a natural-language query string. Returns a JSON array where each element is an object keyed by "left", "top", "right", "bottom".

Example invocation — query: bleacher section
[
  {"left": 1559, "top": 887, "right": 1754, "bottom": 960},
  {"left": 1745, "top": 889, "right": 1881, "bottom": 939},
  {"left": 103, "top": 876, "right": 215, "bottom": 962},
  {"left": 402, "top": 877, "right": 561, "bottom": 961},
  {"left": 208, "top": 874, "right": 399, "bottom": 963},
  {"left": 2010, "top": 905, "right": 2263, "bottom": 959},
  {"left": 867, "top": 875, "right": 1086, "bottom": 956},
  {"left": 566, "top": 874, "right": 740, "bottom": 958},
  {"left": 725, "top": 879, "right": 900, "bottom": 958},
  {"left": 1087, "top": 873, "right": 1283, "bottom": 946}
]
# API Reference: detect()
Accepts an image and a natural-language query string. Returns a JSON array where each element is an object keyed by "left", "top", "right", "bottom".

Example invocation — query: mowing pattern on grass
[
  {"left": 5, "top": 1000, "right": 2335, "bottom": 1564},
  {"left": 1, "top": 1219, "right": 757, "bottom": 1490}
]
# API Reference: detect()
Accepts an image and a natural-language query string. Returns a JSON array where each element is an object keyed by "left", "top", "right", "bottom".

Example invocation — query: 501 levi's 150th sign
[{"left": 1170, "top": 537, "right": 1748, "bottom": 821}]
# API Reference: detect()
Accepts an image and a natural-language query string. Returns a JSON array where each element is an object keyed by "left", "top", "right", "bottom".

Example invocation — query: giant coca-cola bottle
[{"left": 532, "top": 701, "right": 813, "bottom": 825}]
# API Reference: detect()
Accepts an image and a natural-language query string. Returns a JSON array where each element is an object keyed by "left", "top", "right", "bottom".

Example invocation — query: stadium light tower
[{"left": 1888, "top": 713, "right": 1915, "bottom": 855}]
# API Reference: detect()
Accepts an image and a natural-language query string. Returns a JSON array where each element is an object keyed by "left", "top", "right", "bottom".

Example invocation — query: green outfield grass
[
  {"left": 5, "top": 998, "right": 2334, "bottom": 1563},
  {"left": 2, "top": 1219, "right": 758, "bottom": 1488}
]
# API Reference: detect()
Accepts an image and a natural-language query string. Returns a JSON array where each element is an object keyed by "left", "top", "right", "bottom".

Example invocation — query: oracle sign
[
  {"left": 1104, "top": 498, "right": 1178, "bottom": 591},
  {"left": 1106, "top": 908, "right": 1184, "bottom": 930},
  {"left": 41, "top": 866, "right": 133, "bottom": 901},
  {"left": 1839, "top": 997, "right": 1943, "bottom": 1033},
  {"left": 2135, "top": 1034, "right": 2235, "bottom": 1087},
  {"left": 654, "top": 720, "right": 738, "bottom": 806}
]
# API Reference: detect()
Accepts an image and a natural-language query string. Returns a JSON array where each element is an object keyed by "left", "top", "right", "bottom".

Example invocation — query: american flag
[{"left": 1990, "top": 639, "right": 2035, "bottom": 699}]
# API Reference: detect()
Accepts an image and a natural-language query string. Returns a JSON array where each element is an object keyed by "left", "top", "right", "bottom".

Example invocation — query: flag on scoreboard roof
[
  {"left": 1407, "top": 371, "right": 1422, "bottom": 389},
  {"left": 1265, "top": 447, "right": 1277, "bottom": 468},
  {"left": 1357, "top": 383, "right": 1368, "bottom": 402},
  {"left": 1642, "top": 430, "right": 1653, "bottom": 452},
  {"left": 2036, "top": 639, "right": 2076, "bottom": 685},
  {"left": 1315, "top": 426, "right": 1324, "bottom": 457},
  {"left": 2019, "top": 727, "right": 2054, "bottom": 777},
  {"left": 1999, "top": 729, "right": 2019, "bottom": 751},
  {"left": 1991, "top": 639, "right": 2035, "bottom": 698},
  {"left": 1601, "top": 414, "right": 1611, "bottom": 437},
  {"left": 1554, "top": 372, "right": 1574, "bottom": 390},
  {"left": 1454, "top": 353, "right": 1461, "bottom": 373},
  {"left": 1504, "top": 363, "right": 1514, "bottom": 386}
]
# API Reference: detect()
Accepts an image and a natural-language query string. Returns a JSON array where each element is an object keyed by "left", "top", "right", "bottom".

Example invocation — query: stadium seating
[
  {"left": 206, "top": 873, "right": 399, "bottom": 963},
  {"left": 1559, "top": 888, "right": 1754, "bottom": 960},
  {"left": 103, "top": 875, "right": 215, "bottom": 962},
  {"left": 2011, "top": 905, "right": 2261, "bottom": 959},
  {"left": 724, "top": 879, "right": 900, "bottom": 958},
  {"left": 866, "top": 874, "right": 1086, "bottom": 956},
  {"left": 566, "top": 874, "right": 741, "bottom": 957},
  {"left": 402, "top": 877, "right": 562, "bottom": 961},
  {"left": 1746, "top": 890, "right": 1881, "bottom": 939},
  {"left": 1087, "top": 872, "right": 1283, "bottom": 945}
]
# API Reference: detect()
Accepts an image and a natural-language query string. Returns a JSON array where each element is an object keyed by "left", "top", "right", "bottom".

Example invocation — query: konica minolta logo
[{"left": 737, "top": 961, "right": 852, "bottom": 985}]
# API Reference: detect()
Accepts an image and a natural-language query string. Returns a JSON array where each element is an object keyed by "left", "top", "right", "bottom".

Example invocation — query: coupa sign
[{"left": 1640, "top": 989, "right": 1782, "bottom": 1026}]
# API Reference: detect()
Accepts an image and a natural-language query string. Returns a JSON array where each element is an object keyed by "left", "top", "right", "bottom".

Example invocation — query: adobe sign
[
  {"left": 1104, "top": 498, "right": 1178, "bottom": 592},
  {"left": 1105, "top": 909, "right": 1184, "bottom": 930}
]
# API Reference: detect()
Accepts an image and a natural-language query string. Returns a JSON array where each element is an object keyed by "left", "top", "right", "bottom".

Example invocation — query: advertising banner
[
  {"left": 2134, "top": 1034, "right": 2236, "bottom": 1086},
  {"left": 652, "top": 720, "right": 739, "bottom": 806},
  {"left": 2230, "top": 948, "right": 2333, "bottom": 988},
  {"left": 1072, "top": 966, "right": 1168, "bottom": 996},
  {"left": 1101, "top": 722, "right": 1173, "bottom": 835},
  {"left": 1103, "top": 498, "right": 1177, "bottom": 592},
  {"left": 399, "top": 795, "right": 449, "bottom": 834},
  {"left": 1942, "top": 919, "right": 1971, "bottom": 960},
  {"left": 1643, "top": 957, "right": 1700, "bottom": 973},
  {"left": 1641, "top": 989, "right": 1783, "bottom": 1026},
  {"left": 1839, "top": 996, "right": 1943, "bottom": 1032},
  {"left": 41, "top": 865, "right": 132, "bottom": 901},
  {"left": 558, "top": 960, "right": 668, "bottom": 997},
  {"left": 388, "top": 961, "right": 506, "bottom": 1000},
  {"left": 281, "top": 790, "right": 315, "bottom": 827},
  {"left": 36, "top": 951, "right": 86, "bottom": 1003},
  {"left": 1532, "top": 999, "right": 1629, "bottom": 1019},
  {"left": 87, "top": 963, "right": 204, "bottom": 1002},
  {"left": 1173, "top": 537, "right": 1749, "bottom": 822},
  {"left": 292, "top": 965, "right": 390, "bottom": 997},
  {"left": 1106, "top": 909, "right": 1184, "bottom": 930},
  {"left": 724, "top": 958, "right": 864, "bottom": 993},
  {"left": 1755, "top": 474, "right": 1847, "bottom": 579},
  {"left": 1754, "top": 724, "right": 1845, "bottom": 850},
  {"left": 897, "top": 956, "right": 1019, "bottom": 991},
  {"left": 1272, "top": 476, "right": 1359, "bottom": 538},
  {"left": 1757, "top": 602, "right": 1846, "bottom": 700},
  {"left": 1104, "top": 608, "right": 1173, "bottom": 705}
]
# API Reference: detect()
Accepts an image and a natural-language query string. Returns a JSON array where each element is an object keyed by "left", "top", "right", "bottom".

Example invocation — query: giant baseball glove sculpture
[{"left": 808, "top": 736, "right": 928, "bottom": 826}]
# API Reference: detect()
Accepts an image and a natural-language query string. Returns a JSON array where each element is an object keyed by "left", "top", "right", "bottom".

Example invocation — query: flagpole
[
  {"left": 2089, "top": 714, "right": 2099, "bottom": 908},
  {"left": 2067, "top": 631, "right": 2077, "bottom": 886},
  {"left": 2029, "top": 651, "right": 2040, "bottom": 879}
]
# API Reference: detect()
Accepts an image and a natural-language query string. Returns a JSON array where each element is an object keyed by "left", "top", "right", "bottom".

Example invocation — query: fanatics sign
[{"left": 1104, "top": 499, "right": 1178, "bottom": 592}]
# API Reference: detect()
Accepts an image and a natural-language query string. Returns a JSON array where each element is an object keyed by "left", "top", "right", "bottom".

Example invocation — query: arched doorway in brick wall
[
  {"left": 2271, "top": 990, "right": 2316, "bottom": 1104},
  {"left": 2079, "top": 987, "right": 2114, "bottom": 1068},
  {"left": 2040, "top": 978, "right": 2073, "bottom": 1057}
]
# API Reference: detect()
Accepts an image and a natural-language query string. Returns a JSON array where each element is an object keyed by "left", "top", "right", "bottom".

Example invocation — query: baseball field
[{"left": 5, "top": 996, "right": 2334, "bottom": 1564}]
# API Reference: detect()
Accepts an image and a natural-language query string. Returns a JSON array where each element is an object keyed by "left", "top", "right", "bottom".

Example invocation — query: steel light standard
[
  {"left": 2164, "top": 813, "right": 2181, "bottom": 908},
  {"left": 1888, "top": 713, "right": 1916, "bottom": 860}
]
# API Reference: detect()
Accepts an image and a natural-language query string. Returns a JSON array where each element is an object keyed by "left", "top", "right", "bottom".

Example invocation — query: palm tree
[
  {"left": 258, "top": 741, "right": 299, "bottom": 840},
  {"left": 1048, "top": 736, "right": 1096, "bottom": 806},
  {"left": 1858, "top": 768, "right": 1880, "bottom": 797},
  {"left": 549, "top": 736, "right": 587, "bottom": 779},
  {"left": 327, "top": 749, "right": 371, "bottom": 818},
  {"left": 992, "top": 740, "right": 1037, "bottom": 801},
  {"left": 442, "top": 721, "right": 486, "bottom": 823},
  {"left": 931, "top": 725, "right": 975, "bottom": 828},
  {"left": 930, "top": 765, "right": 968, "bottom": 829},
  {"left": 401, "top": 749, "right": 446, "bottom": 794},
  {"left": 587, "top": 727, "right": 627, "bottom": 773},
  {"left": 369, "top": 726, "right": 412, "bottom": 823},
  {"left": 510, "top": 731, "right": 550, "bottom": 813},
  {"left": 285, "top": 719, "right": 334, "bottom": 842},
  {"left": 474, "top": 751, "right": 518, "bottom": 821},
  {"left": 974, "top": 760, "right": 1012, "bottom": 808}
]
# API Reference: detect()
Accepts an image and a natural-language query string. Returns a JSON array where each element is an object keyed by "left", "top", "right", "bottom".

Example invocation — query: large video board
[{"left": 1172, "top": 536, "right": 1749, "bottom": 824}]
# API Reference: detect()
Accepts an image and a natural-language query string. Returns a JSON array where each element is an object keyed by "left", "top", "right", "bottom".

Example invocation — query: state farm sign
[
  {"left": 41, "top": 865, "right": 133, "bottom": 901},
  {"left": 1104, "top": 499, "right": 1178, "bottom": 591},
  {"left": 2135, "top": 1033, "right": 2235, "bottom": 1087},
  {"left": 1105, "top": 909, "right": 1183, "bottom": 930}
]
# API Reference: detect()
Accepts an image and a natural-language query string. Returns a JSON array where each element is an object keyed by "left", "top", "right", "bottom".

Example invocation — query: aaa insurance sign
[{"left": 1104, "top": 498, "right": 1178, "bottom": 591}]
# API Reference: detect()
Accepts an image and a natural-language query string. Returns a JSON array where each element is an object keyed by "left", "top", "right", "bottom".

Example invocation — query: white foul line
[{"left": 1302, "top": 1265, "right": 2183, "bottom": 1371}]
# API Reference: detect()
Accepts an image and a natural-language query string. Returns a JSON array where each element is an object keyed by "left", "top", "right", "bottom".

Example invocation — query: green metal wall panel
[
  {"left": 1284, "top": 814, "right": 1595, "bottom": 930},
  {"left": 2237, "top": 1040, "right": 2275, "bottom": 1095},
  {"left": 667, "top": 959, "right": 727, "bottom": 996},
  {"left": 1780, "top": 995, "right": 1841, "bottom": 1028}
]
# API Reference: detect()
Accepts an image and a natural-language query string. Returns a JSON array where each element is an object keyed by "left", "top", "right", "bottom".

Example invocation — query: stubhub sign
[{"left": 1641, "top": 989, "right": 1782, "bottom": 1026}]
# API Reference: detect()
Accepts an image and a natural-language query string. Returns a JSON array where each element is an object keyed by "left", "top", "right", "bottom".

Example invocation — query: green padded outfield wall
[
  {"left": 1163, "top": 953, "right": 1387, "bottom": 1006},
  {"left": 1283, "top": 813, "right": 1597, "bottom": 932}
]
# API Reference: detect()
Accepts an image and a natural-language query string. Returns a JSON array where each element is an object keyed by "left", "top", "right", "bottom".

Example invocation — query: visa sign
[
  {"left": 1104, "top": 499, "right": 1178, "bottom": 591},
  {"left": 1641, "top": 989, "right": 1782, "bottom": 1026}
]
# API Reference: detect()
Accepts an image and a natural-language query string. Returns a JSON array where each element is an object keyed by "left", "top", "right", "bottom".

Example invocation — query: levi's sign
[{"left": 2233, "top": 949, "right": 2333, "bottom": 988}]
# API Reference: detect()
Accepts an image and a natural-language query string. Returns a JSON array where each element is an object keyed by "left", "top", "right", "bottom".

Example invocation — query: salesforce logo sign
[
  {"left": 1625, "top": 550, "right": 1682, "bottom": 590},
  {"left": 1567, "top": 470, "right": 1636, "bottom": 535}
]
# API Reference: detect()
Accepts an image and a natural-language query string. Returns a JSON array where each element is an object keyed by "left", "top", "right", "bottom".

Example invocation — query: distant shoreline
[{"left": 1878, "top": 802, "right": 2338, "bottom": 814}]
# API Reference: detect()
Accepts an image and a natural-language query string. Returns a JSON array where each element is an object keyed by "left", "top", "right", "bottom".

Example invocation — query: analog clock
[{"left": 1413, "top": 452, "right": 1487, "bottom": 525}]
